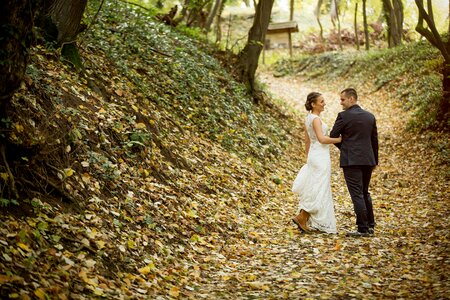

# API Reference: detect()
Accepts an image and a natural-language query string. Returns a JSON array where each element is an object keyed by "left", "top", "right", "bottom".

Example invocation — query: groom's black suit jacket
[{"left": 330, "top": 105, "right": 378, "bottom": 167}]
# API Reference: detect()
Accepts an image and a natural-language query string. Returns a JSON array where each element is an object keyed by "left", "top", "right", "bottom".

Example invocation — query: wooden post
[{"left": 288, "top": 30, "right": 293, "bottom": 57}]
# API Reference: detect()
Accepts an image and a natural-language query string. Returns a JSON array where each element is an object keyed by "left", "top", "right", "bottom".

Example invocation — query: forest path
[{"left": 195, "top": 72, "right": 449, "bottom": 299}]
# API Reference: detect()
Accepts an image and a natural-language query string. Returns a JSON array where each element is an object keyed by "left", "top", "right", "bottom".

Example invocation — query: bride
[{"left": 292, "top": 92, "right": 341, "bottom": 234}]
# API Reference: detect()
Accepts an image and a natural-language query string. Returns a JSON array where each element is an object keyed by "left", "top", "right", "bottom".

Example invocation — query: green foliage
[
  {"left": 0, "top": 198, "right": 19, "bottom": 207},
  {"left": 82, "top": 0, "right": 291, "bottom": 161},
  {"left": 275, "top": 41, "right": 444, "bottom": 131}
]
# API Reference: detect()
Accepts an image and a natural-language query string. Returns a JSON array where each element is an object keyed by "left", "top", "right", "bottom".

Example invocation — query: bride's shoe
[
  {"left": 292, "top": 218, "right": 305, "bottom": 232},
  {"left": 293, "top": 210, "right": 310, "bottom": 232}
]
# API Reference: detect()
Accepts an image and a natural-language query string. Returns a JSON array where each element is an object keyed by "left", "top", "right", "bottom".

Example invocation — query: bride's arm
[
  {"left": 304, "top": 127, "right": 311, "bottom": 156},
  {"left": 312, "top": 118, "right": 342, "bottom": 144}
]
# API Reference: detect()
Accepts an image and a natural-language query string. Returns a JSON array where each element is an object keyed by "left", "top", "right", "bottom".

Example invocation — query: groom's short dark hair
[{"left": 341, "top": 88, "right": 358, "bottom": 101}]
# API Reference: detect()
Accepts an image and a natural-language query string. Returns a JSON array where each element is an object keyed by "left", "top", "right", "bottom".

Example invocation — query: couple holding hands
[{"left": 292, "top": 88, "right": 379, "bottom": 237}]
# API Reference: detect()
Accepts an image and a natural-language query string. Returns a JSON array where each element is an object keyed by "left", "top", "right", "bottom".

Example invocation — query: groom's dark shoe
[
  {"left": 346, "top": 231, "right": 371, "bottom": 237},
  {"left": 368, "top": 228, "right": 374, "bottom": 234}
]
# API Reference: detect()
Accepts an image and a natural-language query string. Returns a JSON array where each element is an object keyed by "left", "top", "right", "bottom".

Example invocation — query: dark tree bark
[
  {"left": 0, "top": 0, "right": 43, "bottom": 107},
  {"left": 50, "top": 0, "right": 87, "bottom": 44},
  {"left": 382, "top": 0, "right": 403, "bottom": 47},
  {"left": 237, "top": 0, "right": 275, "bottom": 95},
  {"left": 362, "top": 0, "right": 369, "bottom": 50},
  {"left": 415, "top": 0, "right": 450, "bottom": 125},
  {"left": 354, "top": 2, "right": 360, "bottom": 50},
  {"left": 48, "top": 0, "right": 87, "bottom": 70}
]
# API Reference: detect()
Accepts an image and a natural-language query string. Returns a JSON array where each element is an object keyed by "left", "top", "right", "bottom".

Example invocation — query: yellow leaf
[
  {"left": 81, "top": 173, "right": 91, "bottom": 183},
  {"left": 64, "top": 168, "right": 74, "bottom": 177},
  {"left": 17, "top": 242, "right": 31, "bottom": 252},
  {"left": 222, "top": 275, "right": 231, "bottom": 281},
  {"left": 115, "top": 89, "right": 124, "bottom": 96},
  {"left": 138, "top": 262, "right": 155, "bottom": 275},
  {"left": 93, "top": 288, "right": 104, "bottom": 296},
  {"left": 0, "top": 173, "right": 8, "bottom": 181},
  {"left": 34, "top": 288, "right": 46, "bottom": 300},
  {"left": 334, "top": 240, "right": 342, "bottom": 251},
  {"left": 131, "top": 105, "right": 139, "bottom": 112},
  {"left": 15, "top": 123, "right": 24, "bottom": 133},
  {"left": 186, "top": 209, "right": 198, "bottom": 218},
  {"left": 135, "top": 122, "right": 146, "bottom": 129},
  {"left": 247, "top": 281, "right": 270, "bottom": 291},
  {"left": 127, "top": 240, "right": 135, "bottom": 249},
  {"left": 96, "top": 240, "right": 106, "bottom": 249},
  {"left": 168, "top": 287, "right": 180, "bottom": 297}
]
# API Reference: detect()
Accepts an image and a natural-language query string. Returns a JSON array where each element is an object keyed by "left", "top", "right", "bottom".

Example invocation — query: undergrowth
[{"left": 273, "top": 41, "right": 445, "bottom": 131}]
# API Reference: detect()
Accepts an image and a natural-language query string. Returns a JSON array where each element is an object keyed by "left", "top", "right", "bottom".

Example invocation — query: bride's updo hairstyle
[{"left": 305, "top": 92, "right": 321, "bottom": 111}]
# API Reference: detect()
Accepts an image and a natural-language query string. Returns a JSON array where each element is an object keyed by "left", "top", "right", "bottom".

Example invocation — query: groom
[{"left": 330, "top": 88, "right": 379, "bottom": 237}]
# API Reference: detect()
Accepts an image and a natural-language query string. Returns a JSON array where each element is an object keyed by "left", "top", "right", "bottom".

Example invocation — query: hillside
[{"left": 0, "top": 2, "right": 299, "bottom": 298}]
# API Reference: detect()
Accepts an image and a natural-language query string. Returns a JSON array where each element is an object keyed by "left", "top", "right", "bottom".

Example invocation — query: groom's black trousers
[{"left": 343, "top": 166, "right": 375, "bottom": 232}]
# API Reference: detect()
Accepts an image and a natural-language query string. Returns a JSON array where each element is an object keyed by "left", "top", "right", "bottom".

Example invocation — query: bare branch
[{"left": 415, "top": 0, "right": 450, "bottom": 61}]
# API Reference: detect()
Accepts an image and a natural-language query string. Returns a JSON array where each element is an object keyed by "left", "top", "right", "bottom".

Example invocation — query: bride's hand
[{"left": 337, "top": 136, "right": 342, "bottom": 143}]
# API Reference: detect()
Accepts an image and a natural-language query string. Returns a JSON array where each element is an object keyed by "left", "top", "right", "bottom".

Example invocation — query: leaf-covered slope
[{"left": 0, "top": 1, "right": 300, "bottom": 298}]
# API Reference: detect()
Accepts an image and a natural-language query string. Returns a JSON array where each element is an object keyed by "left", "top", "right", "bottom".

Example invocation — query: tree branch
[{"left": 415, "top": 0, "right": 450, "bottom": 61}]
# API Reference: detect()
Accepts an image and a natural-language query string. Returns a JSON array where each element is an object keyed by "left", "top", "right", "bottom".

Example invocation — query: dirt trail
[{"left": 195, "top": 73, "right": 449, "bottom": 299}]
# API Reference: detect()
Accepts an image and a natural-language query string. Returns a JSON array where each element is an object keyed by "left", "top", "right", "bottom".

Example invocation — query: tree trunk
[
  {"left": 382, "top": 0, "right": 403, "bottom": 47},
  {"left": 362, "top": 0, "right": 369, "bottom": 50},
  {"left": 205, "top": 0, "right": 222, "bottom": 31},
  {"left": 332, "top": 0, "right": 343, "bottom": 50},
  {"left": 238, "top": 0, "right": 274, "bottom": 95},
  {"left": 315, "top": 0, "right": 324, "bottom": 41},
  {"left": 48, "top": 0, "right": 87, "bottom": 70},
  {"left": 50, "top": 0, "right": 87, "bottom": 44},
  {"left": 393, "top": 0, "right": 403, "bottom": 44},
  {"left": 442, "top": 64, "right": 450, "bottom": 123},
  {"left": 354, "top": 2, "right": 360, "bottom": 50},
  {"left": 0, "top": 0, "right": 42, "bottom": 108},
  {"left": 215, "top": 0, "right": 227, "bottom": 43}
]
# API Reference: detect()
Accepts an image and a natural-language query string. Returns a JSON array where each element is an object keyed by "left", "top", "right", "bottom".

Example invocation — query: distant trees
[
  {"left": 415, "top": 0, "right": 450, "bottom": 125},
  {"left": 238, "top": 0, "right": 275, "bottom": 96}
]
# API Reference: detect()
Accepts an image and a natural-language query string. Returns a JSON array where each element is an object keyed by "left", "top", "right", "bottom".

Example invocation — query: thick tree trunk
[
  {"left": 0, "top": 0, "right": 42, "bottom": 107},
  {"left": 48, "top": 0, "right": 87, "bottom": 70},
  {"left": 393, "top": 0, "right": 403, "bottom": 44},
  {"left": 382, "top": 0, "right": 403, "bottom": 47},
  {"left": 362, "top": 0, "right": 369, "bottom": 50},
  {"left": 50, "top": 0, "right": 87, "bottom": 44},
  {"left": 238, "top": 0, "right": 275, "bottom": 95}
]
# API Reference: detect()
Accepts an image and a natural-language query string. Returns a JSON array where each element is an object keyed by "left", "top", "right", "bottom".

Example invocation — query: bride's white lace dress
[{"left": 292, "top": 113, "right": 337, "bottom": 233}]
